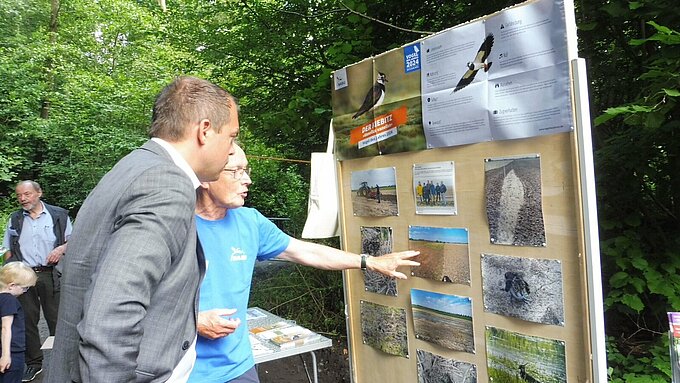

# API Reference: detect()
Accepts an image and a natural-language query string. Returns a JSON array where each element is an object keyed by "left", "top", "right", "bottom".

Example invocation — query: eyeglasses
[{"left": 223, "top": 167, "right": 251, "bottom": 180}]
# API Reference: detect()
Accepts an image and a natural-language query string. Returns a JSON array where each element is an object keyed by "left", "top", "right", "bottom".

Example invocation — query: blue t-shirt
[
  {"left": 188, "top": 207, "right": 290, "bottom": 383},
  {"left": 0, "top": 292, "right": 25, "bottom": 353}
]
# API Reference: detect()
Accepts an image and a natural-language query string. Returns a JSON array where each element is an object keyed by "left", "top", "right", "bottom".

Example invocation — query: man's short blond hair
[
  {"left": 149, "top": 76, "right": 237, "bottom": 141},
  {"left": 0, "top": 262, "right": 38, "bottom": 290}
]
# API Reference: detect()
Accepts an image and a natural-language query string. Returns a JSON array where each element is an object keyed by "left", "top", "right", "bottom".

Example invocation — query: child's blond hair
[{"left": 0, "top": 262, "right": 38, "bottom": 290}]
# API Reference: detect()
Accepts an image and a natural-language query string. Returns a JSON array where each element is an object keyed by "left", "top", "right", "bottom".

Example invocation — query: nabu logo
[{"left": 230, "top": 247, "right": 247, "bottom": 261}]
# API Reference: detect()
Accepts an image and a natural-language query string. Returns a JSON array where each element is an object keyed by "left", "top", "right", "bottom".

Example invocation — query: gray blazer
[{"left": 48, "top": 140, "right": 205, "bottom": 382}]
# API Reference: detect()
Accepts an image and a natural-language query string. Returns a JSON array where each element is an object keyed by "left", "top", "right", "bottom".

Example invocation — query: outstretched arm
[{"left": 276, "top": 238, "right": 419, "bottom": 280}]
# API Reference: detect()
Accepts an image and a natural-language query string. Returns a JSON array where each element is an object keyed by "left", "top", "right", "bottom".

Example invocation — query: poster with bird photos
[
  {"left": 331, "top": 47, "right": 426, "bottom": 160},
  {"left": 419, "top": 0, "right": 572, "bottom": 148},
  {"left": 481, "top": 253, "right": 564, "bottom": 326}
]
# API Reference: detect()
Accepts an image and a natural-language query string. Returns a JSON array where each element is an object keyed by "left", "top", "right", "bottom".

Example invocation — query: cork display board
[{"left": 338, "top": 133, "right": 593, "bottom": 382}]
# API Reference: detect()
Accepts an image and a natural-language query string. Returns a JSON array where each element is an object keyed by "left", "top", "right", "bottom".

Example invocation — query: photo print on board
[
  {"left": 484, "top": 154, "right": 546, "bottom": 246},
  {"left": 409, "top": 226, "right": 470, "bottom": 285},
  {"left": 481, "top": 253, "right": 564, "bottom": 325},
  {"left": 413, "top": 161, "right": 457, "bottom": 215},
  {"left": 350, "top": 167, "right": 399, "bottom": 217},
  {"left": 360, "top": 226, "right": 397, "bottom": 296},
  {"left": 416, "top": 349, "right": 477, "bottom": 383},
  {"left": 411, "top": 289, "right": 474, "bottom": 353},
  {"left": 486, "top": 326, "right": 566, "bottom": 383},
  {"left": 360, "top": 300, "right": 409, "bottom": 358}
]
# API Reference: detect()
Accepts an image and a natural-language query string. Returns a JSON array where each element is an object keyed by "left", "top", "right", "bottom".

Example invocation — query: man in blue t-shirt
[{"left": 189, "top": 144, "right": 419, "bottom": 383}]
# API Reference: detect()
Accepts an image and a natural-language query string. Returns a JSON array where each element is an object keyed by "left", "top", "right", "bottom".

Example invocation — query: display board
[{"left": 331, "top": 0, "right": 604, "bottom": 382}]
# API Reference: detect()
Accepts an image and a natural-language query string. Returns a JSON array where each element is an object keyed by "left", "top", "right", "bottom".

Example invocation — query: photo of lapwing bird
[
  {"left": 352, "top": 72, "right": 388, "bottom": 119},
  {"left": 482, "top": 253, "right": 564, "bottom": 326},
  {"left": 503, "top": 271, "right": 531, "bottom": 304},
  {"left": 453, "top": 33, "right": 494, "bottom": 93}
]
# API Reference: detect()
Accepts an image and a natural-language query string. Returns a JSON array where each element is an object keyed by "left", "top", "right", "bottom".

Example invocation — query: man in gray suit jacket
[{"left": 47, "top": 76, "right": 240, "bottom": 383}]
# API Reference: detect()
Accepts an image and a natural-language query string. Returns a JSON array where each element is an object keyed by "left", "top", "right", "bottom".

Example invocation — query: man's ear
[
  {"left": 197, "top": 119, "right": 212, "bottom": 145},
  {"left": 198, "top": 181, "right": 211, "bottom": 190}
]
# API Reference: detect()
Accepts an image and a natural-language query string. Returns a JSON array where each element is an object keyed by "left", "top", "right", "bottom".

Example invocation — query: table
[{"left": 247, "top": 307, "right": 332, "bottom": 383}]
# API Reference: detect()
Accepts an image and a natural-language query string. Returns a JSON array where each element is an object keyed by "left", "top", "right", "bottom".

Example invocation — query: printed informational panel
[
  {"left": 334, "top": 1, "right": 599, "bottom": 382},
  {"left": 332, "top": 0, "right": 573, "bottom": 159}
]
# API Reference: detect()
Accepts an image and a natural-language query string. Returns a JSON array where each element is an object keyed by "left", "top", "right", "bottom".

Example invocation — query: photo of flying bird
[
  {"left": 453, "top": 33, "right": 494, "bottom": 93},
  {"left": 352, "top": 72, "right": 388, "bottom": 119}
]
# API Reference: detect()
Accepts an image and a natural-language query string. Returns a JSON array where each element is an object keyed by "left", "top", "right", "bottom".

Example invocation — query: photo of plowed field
[
  {"left": 360, "top": 300, "right": 409, "bottom": 358},
  {"left": 485, "top": 155, "right": 546, "bottom": 247},
  {"left": 409, "top": 226, "right": 470, "bottom": 285},
  {"left": 351, "top": 167, "right": 399, "bottom": 216},
  {"left": 481, "top": 253, "right": 564, "bottom": 325},
  {"left": 361, "top": 226, "right": 397, "bottom": 296},
  {"left": 411, "top": 289, "right": 474, "bottom": 353},
  {"left": 417, "top": 349, "right": 477, "bottom": 383}
]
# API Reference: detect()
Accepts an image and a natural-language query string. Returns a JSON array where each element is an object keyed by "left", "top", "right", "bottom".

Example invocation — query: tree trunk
[{"left": 40, "top": 0, "right": 60, "bottom": 119}]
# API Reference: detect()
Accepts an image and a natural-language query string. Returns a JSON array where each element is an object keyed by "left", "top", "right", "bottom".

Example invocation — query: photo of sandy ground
[
  {"left": 481, "top": 253, "right": 564, "bottom": 325},
  {"left": 331, "top": 49, "right": 426, "bottom": 160},
  {"left": 486, "top": 326, "right": 566, "bottom": 383},
  {"left": 351, "top": 167, "right": 399, "bottom": 217},
  {"left": 411, "top": 289, "right": 474, "bottom": 353},
  {"left": 409, "top": 226, "right": 470, "bottom": 285},
  {"left": 484, "top": 154, "right": 546, "bottom": 247},
  {"left": 417, "top": 349, "right": 477, "bottom": 383},
  {"left": 361, "top": 226, "right": 397, "bottom": 296},
  {"left": 360, "top": 300, "right": 409, "bottom": 358}
]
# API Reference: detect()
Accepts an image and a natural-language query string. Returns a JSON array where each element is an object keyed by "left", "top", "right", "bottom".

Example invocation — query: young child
[{"left": 0, "top": 263, "right": 37, "bottom": 383}]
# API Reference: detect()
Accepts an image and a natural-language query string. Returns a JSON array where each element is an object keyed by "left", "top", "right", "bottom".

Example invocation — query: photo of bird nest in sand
[
  {"left": 351, "top": 167, "right": 399, "bottom": 217},
  {"left": 360, "top": 300, "right": 409, "bottom": 358},
  {"left": 486, "top": 326, "right": 566, "bottom": 383},
  {"left": 361, "top": 226, "right": 397, "bottom": 296},
  {"left": 416, "top": 349, "right": 477, "bottom": 383},
  {"left": 484, "top": 154, "right": 546, "bottom": 247},
  {"left": 481, "top": 253, "right": 564, "bottom": 326},
  {"left": 409, "top": 225, "right": 470, "bottom": 285}
]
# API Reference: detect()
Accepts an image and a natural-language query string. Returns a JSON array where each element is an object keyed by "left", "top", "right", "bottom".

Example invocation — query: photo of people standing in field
[
  {"left": 413, "top": 161, "right": 457, "bottom": 215},
  {"left": 350, "top": 167, "right": 399, "bottom": 216}
]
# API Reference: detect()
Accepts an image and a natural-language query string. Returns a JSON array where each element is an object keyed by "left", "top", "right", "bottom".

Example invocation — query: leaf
[
  {"left": 663, "top": 88, "right": 680, "bottom": 97},
  {"left": 647, "top": 21, "right": 673, "bottom": 35},
  {"left": 629, "top": 2, "right": 643, "bottom": 10},
  {"left": 610, "top": 271, "right": 629, "bottom": 287},
  {"left": 577, "top": 22, "right": 598, "bottom": 31},
  {"left": 620, "top": 294, "right": 645, "bottom": 312}
]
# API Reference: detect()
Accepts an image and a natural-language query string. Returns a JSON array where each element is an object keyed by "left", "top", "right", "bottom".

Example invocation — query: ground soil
[
  {"left": 258, "top": 338, "right": 351, "bottom": 383},
  {"left": 351, "top": 192, "right": 398, "bottom": 216},
  {"left": 37, "top": 316, "right": 351, "bottom": 383}
]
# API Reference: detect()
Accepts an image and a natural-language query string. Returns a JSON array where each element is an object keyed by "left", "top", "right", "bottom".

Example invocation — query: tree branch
[{"left": 337, "top": 0, "right": 434, "bottom": 35}]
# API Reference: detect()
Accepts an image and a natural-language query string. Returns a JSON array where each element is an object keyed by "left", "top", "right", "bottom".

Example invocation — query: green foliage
[
  {"left": 583, "top": 0, "right": 680, "bottom": 379},
  {"left": 606, "top": 336, "right": 671, "bottom": 382},
  {"left": 249, "top": 262, "right": 346, "bottom": 336}
]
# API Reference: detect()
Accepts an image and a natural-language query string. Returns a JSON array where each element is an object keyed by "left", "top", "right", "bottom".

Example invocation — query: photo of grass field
[
  {"left": 408, "top": 226, "right": 470, "bottom": 285},
  {"left": 411, "top": 289, "right": 474, "bottom": 353},
  {"left": 416, "top": 349, "right": 477, "bottom": 383},
  {"left": 486, "top": 326, "right": 566, "bottom": 383},
  {"left": 361, "top": 226, "right": 397, "bottom": 296},
  {"left": 360, "top": 300, "right": 409, "bottom": 358}
]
